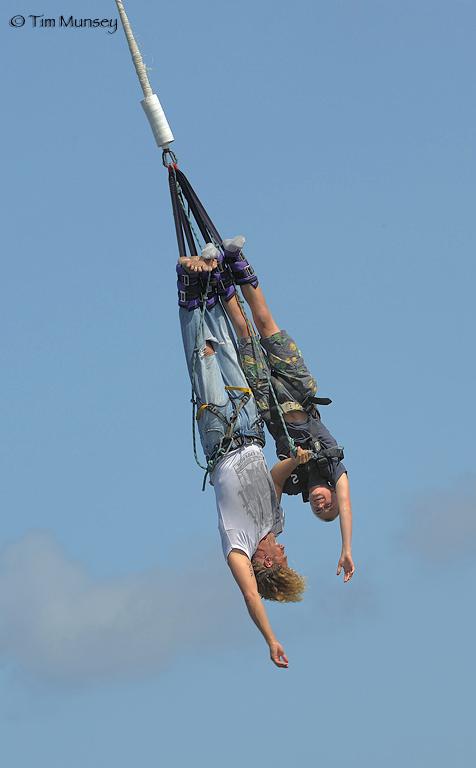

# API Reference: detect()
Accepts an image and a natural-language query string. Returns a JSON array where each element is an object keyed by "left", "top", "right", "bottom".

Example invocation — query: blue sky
[{"left": 2, "top": 1, "right": 475, "bottom": 765}]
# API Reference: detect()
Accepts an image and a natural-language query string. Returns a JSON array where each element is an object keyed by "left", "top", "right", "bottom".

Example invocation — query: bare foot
[{"left": 179, "top": 256, "right": 217, "bottom": 273}]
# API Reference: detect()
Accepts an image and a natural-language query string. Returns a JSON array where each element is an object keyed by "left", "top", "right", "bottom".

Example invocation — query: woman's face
[{"left": 309, "top": 485, "right": 338, "bottom": 521}]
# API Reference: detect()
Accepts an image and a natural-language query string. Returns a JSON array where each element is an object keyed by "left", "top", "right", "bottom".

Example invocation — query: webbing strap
[
  {"left": 176, "top": 177, "right": 211, "bottom": 246},
  {"left": 190, "top": 270, "right": 214, "bottom": 472},
  {"left": 315, "top": 445, "right": 344, "bottom": 461},
  {"left": 182, "top": 187, "right": 212, "bottom": 244},
  {"left": 168, "top": 167, "right": 187, "bottom": 257},
  {"left": 196, "top": 389, "right": 253, "bottom": 491},
  {"left": 175, "top": 168, "right": 223, "bottom": 246},
  {"left": 196, "top": 402, "right": 229, "bottom": 425},
  {"left": 196, "top": 404, "right": 208, "bottom": 421},
  {"left": 178, "top": 195, "right": 197, "bottom": 256}
]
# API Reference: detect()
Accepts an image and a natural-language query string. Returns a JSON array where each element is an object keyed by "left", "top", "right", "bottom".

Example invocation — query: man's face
[
  {"left": 271, "top": 540, "right": 288, "bottom": 567},
  {"left": 255, "top": 533, "right": 288, "bottom": 567},
  {"left": 309, "top": 485, "right": 339, "bottom": 521}
]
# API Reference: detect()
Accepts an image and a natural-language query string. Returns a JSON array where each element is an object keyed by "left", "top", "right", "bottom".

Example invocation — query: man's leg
[
  {"left": 179, "top": 306, "right": 231, "bottom": 459},
  {"left": 179, "top": 299, "right": 263, "bottom": 460},
  {"left": 178, "top": 242, "right": 218, "bottom": 273},
  {"left": 199, "top": 303, "right": 264, "bottom": 443}
]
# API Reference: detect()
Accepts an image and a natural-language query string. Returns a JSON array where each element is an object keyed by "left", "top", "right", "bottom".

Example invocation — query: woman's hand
[
  {"left": 295, "top": 446, "right": 312, "bottom": 465},
  {"left": 336, "top": 550, "right": 355, "bottom": 583}
]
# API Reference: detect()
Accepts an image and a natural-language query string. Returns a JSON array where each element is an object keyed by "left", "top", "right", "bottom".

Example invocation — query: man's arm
[
  {"left": 335, "top": 473, "right": 355, "bottom": 582},
  {"left": 227, "top": 550, "right": 289, "bottom": 668},
  {"left": 270, "top": 447, "right": 312, "bottom": 502}
]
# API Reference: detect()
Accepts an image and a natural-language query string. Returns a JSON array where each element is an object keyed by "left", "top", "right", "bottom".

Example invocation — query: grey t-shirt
[{"left": 211, "top": 444, "right": 284, "bottom": 561}]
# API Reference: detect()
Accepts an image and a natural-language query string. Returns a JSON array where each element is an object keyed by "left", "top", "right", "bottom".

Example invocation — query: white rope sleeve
[
  {"left": 141, "top": 94, "right": 174, "bottom": 149},
  {"left": 115, "top": 0, "right": 174, "bottom": 149}
]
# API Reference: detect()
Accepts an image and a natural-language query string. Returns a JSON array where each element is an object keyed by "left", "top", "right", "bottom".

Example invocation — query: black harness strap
[
  {"left": 312, "top": 444, "right": 344, "bottom": 462},
  {"left": 196, "top": 402, "right": 230, "bottom": 427},
  {"left": 178, "top": 179, "right": 213, "bottom": 245},
  {"left": 178, "top": 196, "right": 198, "bottom": 257},
  {"left": 197, "top": 389, "right": 253, "bottom": 490},
  {"left": 168, "top": 166, "right": 188, "bottom": 257},
  {"left": 175, "top": 168, "right": 223, "bottom": 246},
  {"left": 197, "top": 390, "right": 252, "bottom": 446}
]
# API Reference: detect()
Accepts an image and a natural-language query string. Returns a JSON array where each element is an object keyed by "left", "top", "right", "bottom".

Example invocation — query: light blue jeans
[{"left": 179, "top": 304, "right": 265, "bottom": 459}]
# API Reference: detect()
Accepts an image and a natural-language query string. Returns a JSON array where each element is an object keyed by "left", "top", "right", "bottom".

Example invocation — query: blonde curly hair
[{"left": 252, "top": 563, "right": 306, "bottom": 602}]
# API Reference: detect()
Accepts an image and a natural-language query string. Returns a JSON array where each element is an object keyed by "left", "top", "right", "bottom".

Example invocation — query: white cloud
[{"left": 0, "top": 531, "right": 242, "bottom": 685}]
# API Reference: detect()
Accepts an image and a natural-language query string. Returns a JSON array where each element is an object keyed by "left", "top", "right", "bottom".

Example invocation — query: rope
[
  {"left": 115, "top": 1, "right": 153, "bottom": 98},
  {"left": 190, "top": 272, "right": 213, "bottom": 472}
]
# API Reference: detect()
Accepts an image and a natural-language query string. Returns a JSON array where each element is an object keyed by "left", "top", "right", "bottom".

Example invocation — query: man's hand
[
  {"left": 269, "top": 640, "right": 289, "bottom": 668},
  {"left": 337, "top": 550, "right": 355, "bottom": 583}
]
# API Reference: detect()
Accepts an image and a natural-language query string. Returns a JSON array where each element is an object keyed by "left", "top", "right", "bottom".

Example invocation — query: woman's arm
[
  {"left": 270, "top": 447, "right": 312, "bottom": 502},
  {"left": 227, "top": 550, "right": 289, "bottom": 668},
  {"left": 335, "top": 473, "right": 355, "bottom": 582}
]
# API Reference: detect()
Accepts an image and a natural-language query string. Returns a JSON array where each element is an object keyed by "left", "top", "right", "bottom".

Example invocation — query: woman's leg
[
  {"left": 222, "top": 253, "right": 317, "bottom": 418},
  {"left": 220, "top": 236, "right": 279, "bottom": 338},
  {"left": 224, "top": 286, "right": 279, "bottom": 340},
  {"left": 221, "top": 294, "right": 274, "bottom": 422}
]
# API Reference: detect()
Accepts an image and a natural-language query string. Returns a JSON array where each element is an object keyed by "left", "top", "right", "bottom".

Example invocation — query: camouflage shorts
[{"left": 238, "top": 330, "right": 318, "bottom": 424}]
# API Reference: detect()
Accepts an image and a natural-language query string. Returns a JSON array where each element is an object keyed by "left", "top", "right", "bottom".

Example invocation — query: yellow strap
[
  {"left": 196, "top": 387, "right": 251, "bottom": 420},
  {"left": 196, "top": 404, "right": 208, "bottom": 421}
]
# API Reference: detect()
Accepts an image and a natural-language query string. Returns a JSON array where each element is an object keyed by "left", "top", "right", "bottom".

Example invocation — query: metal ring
[{"left": 162, "top": 148, "right": 178, "bottom": 168}]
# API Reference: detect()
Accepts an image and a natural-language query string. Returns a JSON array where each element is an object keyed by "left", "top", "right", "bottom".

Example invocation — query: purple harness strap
[
  {"left": 211, "top": 262, "right": 236, "bottom": 302},
  {"left": 223, "top": 250, "right": 259, "bottom": 288},
  {"left": 176, "top": 264, "right": 218, "bottom": 311}
]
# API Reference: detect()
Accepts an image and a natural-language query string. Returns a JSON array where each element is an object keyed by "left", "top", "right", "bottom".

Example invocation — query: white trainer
[
  {"left": 222, "top": 235, "right": 246, "bottom": 253},
  {"left": 201, "top": 243, "right": 220, "bottom": 262}
]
